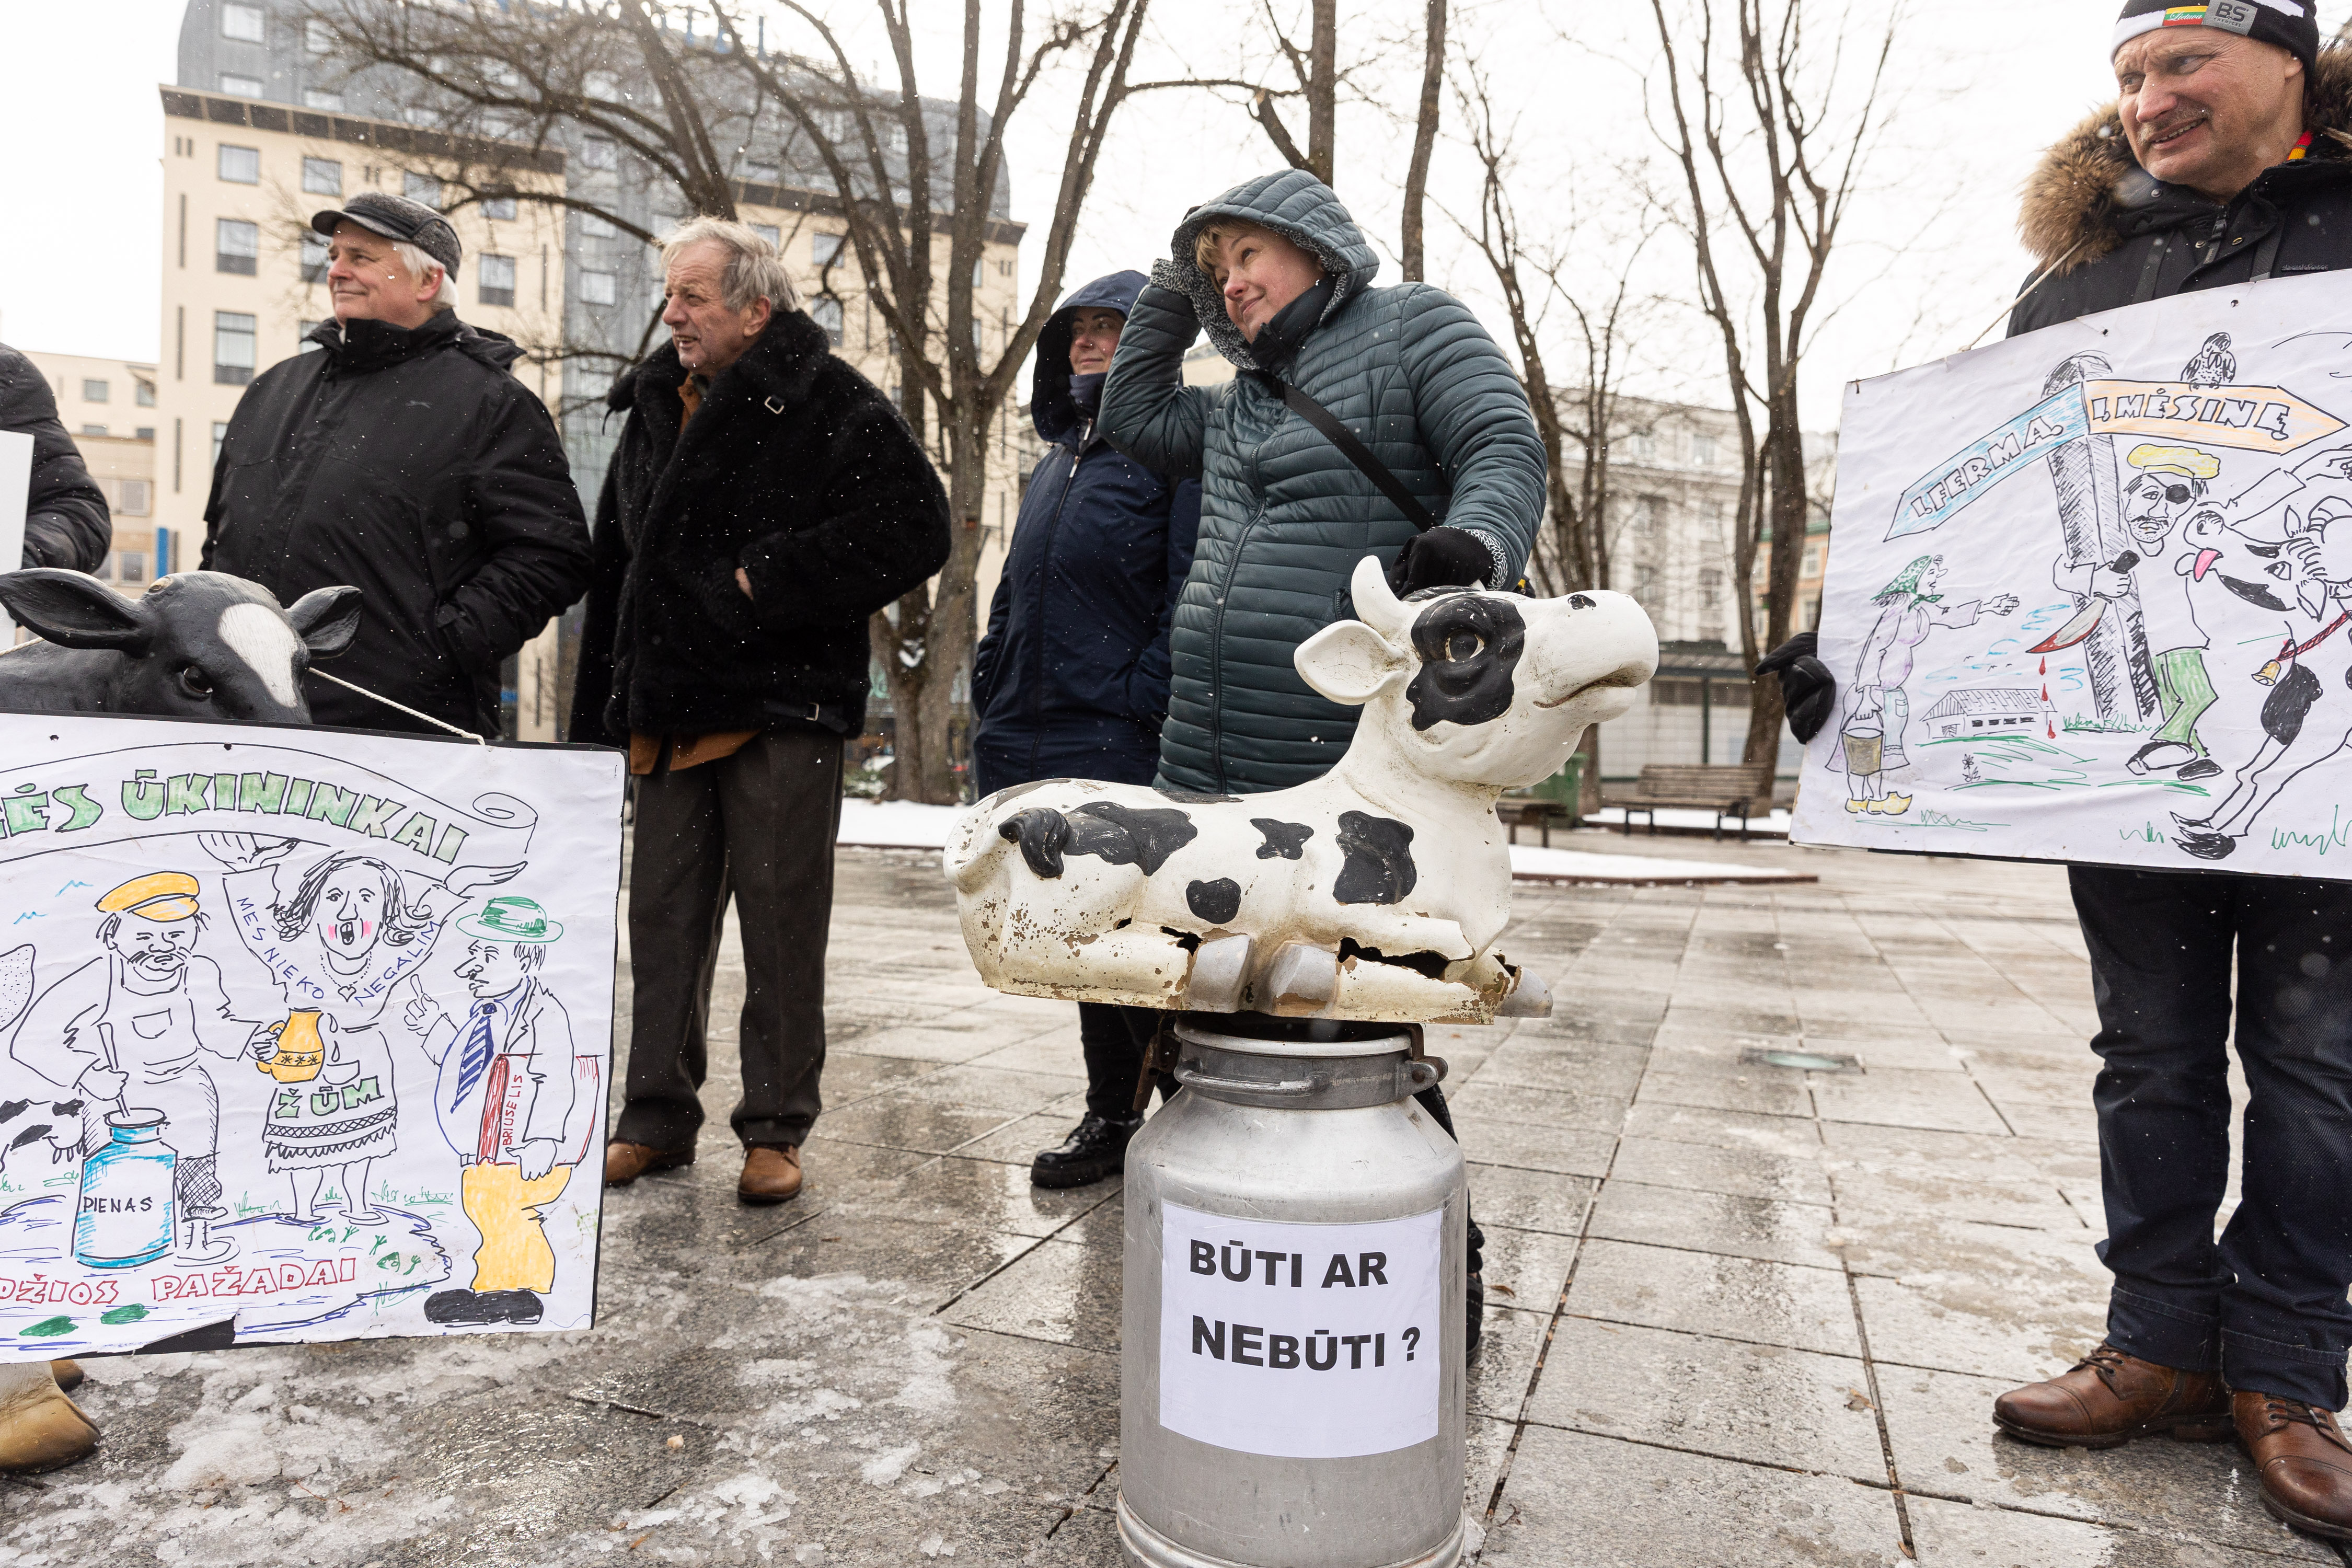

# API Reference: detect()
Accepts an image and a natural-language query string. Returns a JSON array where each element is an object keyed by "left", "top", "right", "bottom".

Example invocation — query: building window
[
  {"left": 580, "top": 212, "right": 616, "bottom": 238},
  {"left": 81, "top": 424, "right": 108, "bottom": 436},
  {"left": 812, "top": 232, "right": 843, "bottom": 268},
  {"left": 220, "top": 73, "right": 264, "bottom": 98},
  {"left": 1699, "top": 567, "right": 1722, "bottom": 608},
  {"left": 811, "top": 296, "right": 844, "bottom": 347},
  {"left": 299, "top": 319, "right": 326, "bottom": 351},
  {"left": 212, "top": 421, "right": 229, "bottom": 467},
  {"left": 481, "top": 193, "right": 517, "bottom": 221},
  {"left": 306, "top": 18, "right": 334, "bottom": 53},
  {"left": 120, "top": 480, "right": 153, "bottom": 516},
  {"left": 135, "top": 381, "right": 155, "bottom": 407},
  {"left": 743, "top": 161, "right": 779, "bottom": 186},
  {"left": 478, "top": 254, "right": 517, "bottom": 308},
  {"left": 580, "top": 270, "right": 616, "bottom": 305},
  {"left": 113, "top": 551, "right": 149, "bottom": 584},
  {"left": 302, "top": 157, "right": 342, "bottom": 195},
  {"left": 1693, "top": 433, "right": 1717, "bottom": 466},
  {"left": 581, "top": 137, "right": 616, "bottom": 170},
  {"left": 82, "top": 379, "right": 109, "bottom": 403},
  {"left": 135, "top": 426, "right": 154, "bottom": 440},
  {"left": 218, "top": 144, "right": 260, "bottom": 183},
  {"left": 301, "top": 232, "right": 328, "bottom": 283},
  {"left": 221, "top": 3, "right": 265, "bottom": 43},
  {"left": 213, "top": 312, "right": 257, "bottom": 385},
  {"left": 404, "top": 172, "right": 442, "bottom": 209},
  {"left": 751, "top": 223, "right": 780, "bottom": 250},
  {"left": 216, "top": 218, "right": 260, "bottom": 275},
  {"left": 303, "top": 89, "right": 344, "bottom": 111}
]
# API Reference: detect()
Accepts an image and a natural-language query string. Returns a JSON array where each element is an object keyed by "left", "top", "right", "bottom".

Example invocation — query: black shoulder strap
[{"left": 1272, "top": 379, "right": 1439, "bottom": 533}]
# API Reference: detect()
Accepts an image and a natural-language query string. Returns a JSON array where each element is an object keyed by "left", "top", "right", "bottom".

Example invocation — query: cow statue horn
[{"left": 943, "top": 557, "right": 1659, "bottom": 1024}]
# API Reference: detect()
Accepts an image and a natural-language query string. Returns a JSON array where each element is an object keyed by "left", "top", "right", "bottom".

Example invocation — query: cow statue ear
[
  {"left": 285, "top": 585, "right": 364, "bottom": 660},
  {"left": 1295, "top": 619, "right": 1409, "bottom": 707},
  {"left": 0, "top": 568, "right": 153, "bottom": 653}
]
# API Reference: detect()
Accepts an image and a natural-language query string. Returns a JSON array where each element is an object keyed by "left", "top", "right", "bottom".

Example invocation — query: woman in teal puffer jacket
[{"left": 1099, "top": 168, "right": 1548, "bottom": 794}]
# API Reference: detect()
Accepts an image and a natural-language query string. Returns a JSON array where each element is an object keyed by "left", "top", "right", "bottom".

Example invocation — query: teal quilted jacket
[{"left": 1099, "top": 169, "right": 1547, "bottom": 794}]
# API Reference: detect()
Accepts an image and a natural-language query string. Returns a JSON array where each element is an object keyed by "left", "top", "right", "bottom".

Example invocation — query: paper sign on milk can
[{"left": 1158, "top": 1202, "right": 1443, "bottom": 1459}]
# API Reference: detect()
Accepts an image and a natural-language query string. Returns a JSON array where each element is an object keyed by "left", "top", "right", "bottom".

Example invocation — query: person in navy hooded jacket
[{"left": 970, "top": 270, "right": 1201, "bottom": 1189}]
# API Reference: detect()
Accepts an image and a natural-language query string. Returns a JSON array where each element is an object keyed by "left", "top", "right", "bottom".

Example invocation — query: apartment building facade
[
  {"left": 13, "top": 352, "right": 162, "bottom": 593},
  {"left": 169, "top": 0, "right": 1030, "bottom": 733}
]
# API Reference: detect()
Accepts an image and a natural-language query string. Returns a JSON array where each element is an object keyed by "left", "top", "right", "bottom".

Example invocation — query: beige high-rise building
[{"left": 11, "top": 351, "right": 160, "bottom": 591}]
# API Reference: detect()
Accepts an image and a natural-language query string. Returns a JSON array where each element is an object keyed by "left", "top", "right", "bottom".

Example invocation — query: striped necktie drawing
[{"left": 452, "top": 1000, "right": 497, "bottom": 1112}]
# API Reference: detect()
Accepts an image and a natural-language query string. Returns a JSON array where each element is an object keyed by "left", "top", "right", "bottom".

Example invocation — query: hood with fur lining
[
  {"left": 1145, "top": 168, "right": 1380, "bottom": 373},
  {"left": 2022, "top": 44, "right": 2352, "bottom": 274}
]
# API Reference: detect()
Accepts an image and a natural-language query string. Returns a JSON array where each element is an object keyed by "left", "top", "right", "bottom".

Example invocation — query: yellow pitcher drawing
[{"left": 256, "top": 1010, "right": 326, "bottom": 1083}]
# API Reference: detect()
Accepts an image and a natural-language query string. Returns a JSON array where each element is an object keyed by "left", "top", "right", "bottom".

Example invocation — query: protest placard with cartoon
[
  {"left": 1795, "top": 271, "right": 2352, "bottom": 877},
  {"left": 0, "top": 713, "right": 621, "bottom": 1361}
]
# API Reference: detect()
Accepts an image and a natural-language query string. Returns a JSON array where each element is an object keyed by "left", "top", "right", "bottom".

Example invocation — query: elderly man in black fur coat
[{"left": 574, "top": 218, "right": 950, "bottom": 1207}]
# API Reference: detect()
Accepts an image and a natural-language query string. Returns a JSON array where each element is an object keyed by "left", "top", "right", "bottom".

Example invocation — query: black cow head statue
[{"left": 0, "top": 569, "right": 363, "bottom": 725}]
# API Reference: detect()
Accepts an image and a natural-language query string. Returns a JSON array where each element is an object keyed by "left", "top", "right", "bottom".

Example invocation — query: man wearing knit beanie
[{"left": 1757, "top": 0, "right": 2352, "bottom": 1548}]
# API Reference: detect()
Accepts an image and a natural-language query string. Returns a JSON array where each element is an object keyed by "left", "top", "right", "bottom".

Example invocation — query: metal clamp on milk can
[
  {"left": 1120, "top": 1015, "right": 1466, "bottom": 1568},
  {"left": 943, "top": 558, "right": 1658, "bottom": 1566}
]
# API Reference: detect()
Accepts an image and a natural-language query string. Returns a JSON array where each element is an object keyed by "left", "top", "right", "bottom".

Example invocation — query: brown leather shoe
[
  {"left": 2238, "top": 1390, "right": 2352, "bottom": 1541},
  {"left": 1991, "top": 1344, "right": 2231, "bottom": 1448},
  {"left": 49, "top": 1361, "right": 82, "bottom": 1394},
  {"left": 0, "top": 1373, "right": 99, "bottom": 1474},
  {"left": 739, "top": 1144, "right": 803, "bottom": 1205},
  {"left": 604, "top": 1140, "right": 694, "bottom": 1187}
]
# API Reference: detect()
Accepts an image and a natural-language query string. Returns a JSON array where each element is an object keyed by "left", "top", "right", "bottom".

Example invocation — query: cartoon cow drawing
[{"left": 945, "top": 558, "right": 1658, "bottom": 1023}]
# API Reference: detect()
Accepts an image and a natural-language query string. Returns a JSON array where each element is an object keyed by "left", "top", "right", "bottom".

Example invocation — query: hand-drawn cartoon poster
[
  {"left": 1794, "top": 270, "right": 2352, "bottom": 878},
  {"left": 0, "top": 713, "right": 624, "bottom": 1361}
]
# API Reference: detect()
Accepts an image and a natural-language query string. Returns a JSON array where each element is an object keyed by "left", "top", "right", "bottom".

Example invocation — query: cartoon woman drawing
[
  {"left": 1830, "top": 555, "right": 2017, "bottom": 815},
  {"left": 199, "top": 834, "right": 517, "bottom": 1224}
]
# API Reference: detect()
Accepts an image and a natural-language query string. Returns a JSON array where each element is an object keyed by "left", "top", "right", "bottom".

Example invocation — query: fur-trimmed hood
[
  {"left": 1144, "top": 168, "right": 1380, "bottom": 373},
  {"left": 2022, "top": 44, "right": 2352, "bottom": 273}
]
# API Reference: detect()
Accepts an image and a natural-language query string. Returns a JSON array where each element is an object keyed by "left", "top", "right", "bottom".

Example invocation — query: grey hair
[
  {"left": 390, "top": 239, "right": 457, "bottom": 314},
  {"left": 660, "top": 216, "right": 800, "bottom": 313}
]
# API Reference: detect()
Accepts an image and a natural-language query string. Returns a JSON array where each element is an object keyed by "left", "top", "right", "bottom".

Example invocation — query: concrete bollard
[{"left": 1118, "top": 1014, "right": 1467, "bottom": 1568}]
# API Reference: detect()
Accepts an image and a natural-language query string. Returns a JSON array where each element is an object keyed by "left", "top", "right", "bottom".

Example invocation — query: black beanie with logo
[{"left": 2113, "top": 0, "right": 2321, "bottom": 72}]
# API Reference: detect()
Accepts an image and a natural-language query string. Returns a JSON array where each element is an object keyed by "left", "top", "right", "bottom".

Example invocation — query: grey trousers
[{"left": 616, "top": 729, "right": 845, "bottom": 1152}]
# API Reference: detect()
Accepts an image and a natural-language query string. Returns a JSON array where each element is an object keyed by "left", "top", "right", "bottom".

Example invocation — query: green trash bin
[{"left": 1530, "top": 754, "right": 1585, "bottom": 826}]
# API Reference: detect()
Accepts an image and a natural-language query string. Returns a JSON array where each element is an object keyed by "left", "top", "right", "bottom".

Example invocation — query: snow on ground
[
  {"left": 1579, "top": 805, "right": 1791, "bottom": 837},
  {"left": 838, "top": 800, "right": 1807, "bottom": 884}
]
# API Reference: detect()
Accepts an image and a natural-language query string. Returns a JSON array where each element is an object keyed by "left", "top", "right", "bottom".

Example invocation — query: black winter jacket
[
  {"left": 570, "top": 310, "right": 952, "bottom": 745},
  {"left": 0, "top": 344, "right": 110, "bottom": 571},
  {"left": 971, "top": 270, "right": 1201, "bottom": 793},
  {"left": 2011, "top": 46, "right": 2352, "bottom": 336},
  {"left": 203, "top": 313, "right": 592, "bottom": 735}
]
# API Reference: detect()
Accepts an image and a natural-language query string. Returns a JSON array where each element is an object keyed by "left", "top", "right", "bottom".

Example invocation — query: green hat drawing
[
  {"left": 456, "top": 895, "right": 563, "bottom": 943},
  {"left": 1872, "top": 554, "right": 1943, "bottom": 605}
]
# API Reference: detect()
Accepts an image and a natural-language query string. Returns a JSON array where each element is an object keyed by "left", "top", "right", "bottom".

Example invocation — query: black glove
[
  {"left": 1387, "top": 528, "right": 1495, "bottom": 596},
  {"left": 1755, "top": 631, "right": 1836, "bottom": 744}
]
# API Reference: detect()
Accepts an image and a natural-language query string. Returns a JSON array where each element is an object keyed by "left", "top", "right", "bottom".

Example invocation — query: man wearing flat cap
[
  {"left": 201, "top": 191, "right": 592, "bottom": 735},
  {"left": 8, "top": 872, "right": 263, "bottom": 1263},
  {"left": 1758, "top": 0, "right": 2352, "bottom": 1541}
]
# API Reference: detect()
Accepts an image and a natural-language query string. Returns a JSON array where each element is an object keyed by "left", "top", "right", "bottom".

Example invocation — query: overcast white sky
[{"left": 0, "top": 1, "right": 2265, "bottom": 425}]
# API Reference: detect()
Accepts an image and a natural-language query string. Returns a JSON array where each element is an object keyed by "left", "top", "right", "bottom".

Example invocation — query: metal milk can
[
  {"left": 73, "top": 1109, "right": 176, "bottom": 1270},
  {"left": 1119, "top": 1015, "right": 1467, "bottom": 1568}
]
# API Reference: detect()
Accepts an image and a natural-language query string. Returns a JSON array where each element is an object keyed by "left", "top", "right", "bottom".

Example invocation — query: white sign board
[
  {"left": 0, "top": 713, "right": 624, "bottom": 1361},
  {"left": 0, "top": 428, "right": 30, "bottom": 642},
  {"left": 1158, "top": 1202, "right": 1441, "bottom": 1459},
  {"left": 1794, "top": 270, "right": 2352, "bottom": 878}
]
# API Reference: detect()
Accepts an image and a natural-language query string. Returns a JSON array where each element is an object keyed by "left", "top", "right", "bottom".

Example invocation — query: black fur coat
[{"left": 570, "top": 310, "right": 950, "bottom": 744}]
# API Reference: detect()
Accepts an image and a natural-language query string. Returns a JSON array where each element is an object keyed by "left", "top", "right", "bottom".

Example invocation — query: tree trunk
[
  {"left": 1400, "top": 0, "right": 1445, "bottom": 281},
  {"left": 1742, "top": 406, "right": 1807, "bottom": 769},
  {"left": 1307, "top": 0, "right": 1338, "bottom": 184}
]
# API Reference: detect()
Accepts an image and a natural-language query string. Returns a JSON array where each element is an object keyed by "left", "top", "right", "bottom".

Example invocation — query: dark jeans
[
  {"left": 617, "top": 730, "right": 845, "bottom": 1152},
  {"left": 2071, "top": 864, "right": 2352, "bottom": 1408},
  {"left": 1079, "top": 1002, "right": 1167, "bottom": 1119}
]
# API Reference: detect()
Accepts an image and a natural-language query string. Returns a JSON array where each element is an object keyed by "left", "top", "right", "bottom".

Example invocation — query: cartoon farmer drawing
[
  {"left": 405, "top": 896, "right": 582, "bottom": 1328},
  {"left": 199, "top": 834, "right": 518, "bottom": 1227},
  {"left": 6, "top": 873, "right": 269, "bottom": 1262},
  {"left": 1831, "top": 554, "right": 2019, "bottom": 815}
]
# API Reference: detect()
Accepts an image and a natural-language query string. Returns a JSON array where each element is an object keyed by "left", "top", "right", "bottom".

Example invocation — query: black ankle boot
[
  {"left": 1031, "top": 1113, "right": 1141, "bottom": 1189},
  {"left": 1466, "top": 1272, "right": 1484, "bottom": 1358}
]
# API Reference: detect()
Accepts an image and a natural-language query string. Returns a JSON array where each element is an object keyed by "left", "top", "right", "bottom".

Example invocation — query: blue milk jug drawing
[
  {"left": 74, "top": 1110, "right": 176, "bottom": 1269},
  {"left": 73, "top": 1020, "right": 177, "bottom": 1269}
]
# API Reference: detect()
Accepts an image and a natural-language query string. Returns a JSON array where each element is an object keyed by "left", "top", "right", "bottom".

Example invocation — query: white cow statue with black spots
[{"left": 945, "top": 556, "right": 1658, "bottom": 1023}]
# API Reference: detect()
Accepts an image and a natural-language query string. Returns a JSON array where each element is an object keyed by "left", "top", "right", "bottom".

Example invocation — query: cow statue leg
[{"left": 988, "top": 919, "right": 1206, "bottom": 1011}]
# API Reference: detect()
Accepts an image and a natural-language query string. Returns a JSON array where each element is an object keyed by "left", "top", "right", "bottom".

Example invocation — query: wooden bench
[
  {"left": 1498, "top": 799, "right": 1574, "bottom": 847},
  {"left": 1616, "top": 764, "right": 1777, "bottom": 841}
]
